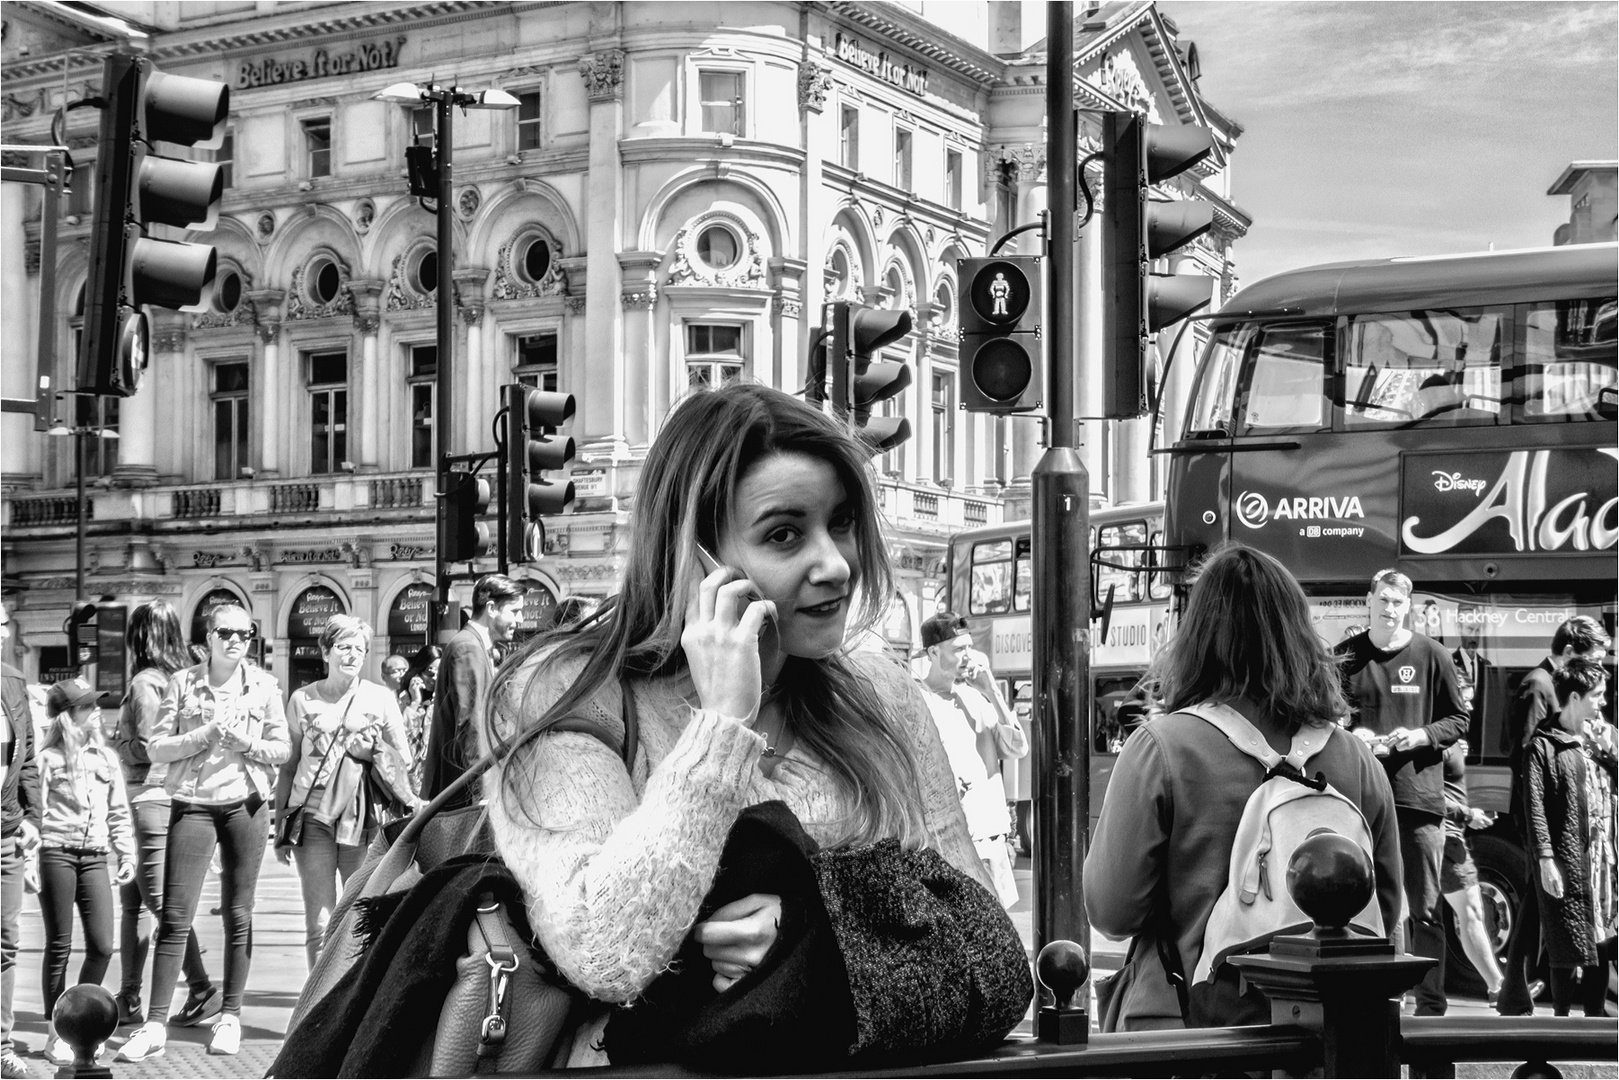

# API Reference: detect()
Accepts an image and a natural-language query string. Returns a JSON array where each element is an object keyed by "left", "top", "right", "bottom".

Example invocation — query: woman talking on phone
[
  {"left": 118, "top": 604, "right": 290, "bottom": 1062},
  {"left": 482, "top": 383, "right": 1012, "bottom": 1066}
]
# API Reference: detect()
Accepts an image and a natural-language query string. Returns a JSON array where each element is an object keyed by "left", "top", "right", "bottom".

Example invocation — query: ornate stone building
[{"left": 0, "top": 0, "right": 1246, "bottom": 687}]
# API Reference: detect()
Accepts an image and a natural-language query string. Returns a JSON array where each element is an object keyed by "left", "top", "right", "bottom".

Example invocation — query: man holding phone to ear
[{"left": 916, "top": 612, "right": 1027, "bottom": 908}]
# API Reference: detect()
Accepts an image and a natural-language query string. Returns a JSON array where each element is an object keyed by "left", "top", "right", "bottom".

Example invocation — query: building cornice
[{"left": 823, "top": 1, "right": 1005, "bottom": 87}]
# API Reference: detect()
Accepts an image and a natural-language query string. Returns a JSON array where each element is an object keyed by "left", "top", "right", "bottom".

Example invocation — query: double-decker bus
[
  {"left": 944, "top": 501, "right": 1175, "bottom": 839},
  {"left": 1162, "top": 242, "right": 1617, "bottom": 992}
]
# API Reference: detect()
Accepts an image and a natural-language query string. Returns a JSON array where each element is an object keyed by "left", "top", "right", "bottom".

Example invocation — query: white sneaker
[
  {"left": 116, "top": 1022, "right": 166, "bottom": 1063},
  {"left": 207, "top": 1014, "right": 240, "bottom": 1056},
  {"left": 44, "top": 1032, "right": 73, "bottom": 1067}
]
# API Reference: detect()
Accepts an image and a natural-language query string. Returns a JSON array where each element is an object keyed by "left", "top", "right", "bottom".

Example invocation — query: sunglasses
[{"left": 213, "top": 627, "right": 255, "bottom": 643}]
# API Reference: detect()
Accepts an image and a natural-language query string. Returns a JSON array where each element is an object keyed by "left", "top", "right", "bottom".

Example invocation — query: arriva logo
[
  {"left": 1432, "top": 471, "right": 1488, "bottom": 495},
  {"left": 1236, "top": 491, "right": 1366, "bottom": 530}
]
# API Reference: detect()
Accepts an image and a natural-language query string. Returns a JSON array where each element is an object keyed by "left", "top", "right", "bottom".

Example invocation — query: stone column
[
  {"left": 453, "top": 267, "right": 490, "bottom": 456},
  {"left": 113, "top": 315, "right": 176, "bottom": 488},
  {"left": 348, "top": 280, "right": 384, "bottom": 473},
  {"left": 1, "top": 175, "right": 38, "bottom": 490},
  {"left": 249, "top": 290, "right": 286, "bottom": 477},
  {"left": 797, "top": 58, "right": 833, "bottom": 395},
  {"left": 769, "top": 257, "right": 807, "bottom": 397},
  {"left": 617, "top": 252, "right": 662, "bottom": 450},
  {"left": 577, "top": 50, "right": 628, "bottom": 460}
]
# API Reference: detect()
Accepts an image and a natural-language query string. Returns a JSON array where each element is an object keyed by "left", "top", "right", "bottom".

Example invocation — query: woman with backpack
[
  {"left": 111, "top": 602, "right": 218, "bottom": 1031},
  {"left": 37, "top": 678, "right": 137, "bottom": 1066},
  {"left": 1086, "top": 543, "right": 1403, "bottom": 1030},
  {"left": 477, "top": 384, "right": 1025, "bottom": 1067}
]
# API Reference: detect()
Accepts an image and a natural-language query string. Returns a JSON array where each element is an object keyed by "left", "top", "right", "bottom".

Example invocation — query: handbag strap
[
  {"left": 398, "top": 675, "right": 640, "bottom": 846},
  {"left": 289, "top": 686, "right": 361, "bottom": 820}
]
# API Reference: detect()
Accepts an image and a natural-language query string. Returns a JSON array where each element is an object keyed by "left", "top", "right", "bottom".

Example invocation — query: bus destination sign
[{"left": 1400, "top": 446, "right": 1617, "bottom": 557}]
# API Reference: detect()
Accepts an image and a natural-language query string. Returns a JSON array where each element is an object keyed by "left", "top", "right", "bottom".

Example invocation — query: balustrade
[
  {"left": 10, "top": 496, "right": 82, "bottom": 526},
  {"left": 171, "top": 487, "right": 221, "bottom": 518}
]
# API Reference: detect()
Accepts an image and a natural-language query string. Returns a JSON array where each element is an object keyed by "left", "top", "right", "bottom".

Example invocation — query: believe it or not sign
[
  {"left": 387, "top": 583, "right": 434, "bottom": 640},
  {"left": 234, "top": 37, "right": 406, "bottom": 89},
  {"left": 286, "top": 586, "right": 346, "bottom": 650},
  {"left": 516, "top": 582, "right": 560, "bottom": 637},
  {"left": 191, "top": 588, "right": 247, "bottom": 645},
  {"left": 832, "top": 32, "right": 929, "bottom": 96}
]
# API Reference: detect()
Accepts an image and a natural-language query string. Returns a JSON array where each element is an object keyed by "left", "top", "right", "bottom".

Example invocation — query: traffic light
[
  {"left": 80, "top": 53, "right": 229, "bottom": 396},
  {"left": 505, "top": 384, "right": 576, "bottom": 564},
  {"left": 829, "top": 301, "right": 913, "bottom": 453},
  {"left": 1102, "top": 111, "right": 1216, "bottom": 419},
  {"left": 440, "top": 471, "right": 494, "bottom": 563},
  {"left": 804, "top": 324, "right": 831, "bottom": 406},
  {"left": 94, "top": 603, "right": 128, "bottom": 697},
  {"left": 958, "top": 255, "right": 1043, "bottom": 413},
  {"left": 65, "top": 602, "right": 97, "bottom": 668}
]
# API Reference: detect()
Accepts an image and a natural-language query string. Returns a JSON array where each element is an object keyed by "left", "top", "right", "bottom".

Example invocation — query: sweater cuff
[{"left": 658, "top": 708, "right": 763, "bottom": 796}]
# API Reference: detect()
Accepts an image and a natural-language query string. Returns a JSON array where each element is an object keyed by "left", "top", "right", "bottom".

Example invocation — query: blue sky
[{"left": 1156, "top": 1, "right": 1619, "bottom": 286}]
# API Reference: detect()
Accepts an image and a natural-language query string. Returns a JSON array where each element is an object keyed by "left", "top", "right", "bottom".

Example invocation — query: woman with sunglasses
[{"left": 118, "top": 604, "right": 289, "bottom": 1062}]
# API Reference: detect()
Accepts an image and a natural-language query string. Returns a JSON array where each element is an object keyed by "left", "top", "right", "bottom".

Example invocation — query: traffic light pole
[
  {"left": 434, "top": 87, "right": 456, "bottom": 644},
  {"left": 1031, "top": 0, "right": 1092, "bottom": 990}
]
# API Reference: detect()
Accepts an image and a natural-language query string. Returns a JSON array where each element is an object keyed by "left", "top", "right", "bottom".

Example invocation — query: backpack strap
[{"left": 1181, "top": 702, "right": 1331, "bottom": 772}]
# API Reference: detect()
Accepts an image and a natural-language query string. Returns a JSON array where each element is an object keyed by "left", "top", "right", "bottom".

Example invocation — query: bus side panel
[{"left": 1164, "top": 449, "right": 1228, "bottom": 567}]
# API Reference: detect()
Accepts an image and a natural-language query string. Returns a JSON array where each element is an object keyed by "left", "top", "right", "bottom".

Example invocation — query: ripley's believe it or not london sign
[{"left": 233, "top": 37, "right": 406, "bottom": 89}]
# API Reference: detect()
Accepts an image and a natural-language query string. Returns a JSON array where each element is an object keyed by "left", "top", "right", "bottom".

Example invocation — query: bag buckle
[{"left": 478, "top": 951, "right": 518, "bottom": 1053}]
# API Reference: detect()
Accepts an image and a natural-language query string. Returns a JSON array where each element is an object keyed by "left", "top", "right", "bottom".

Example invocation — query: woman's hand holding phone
[{"left": 682, "top": 553, "right": 776, "bottom": 721}]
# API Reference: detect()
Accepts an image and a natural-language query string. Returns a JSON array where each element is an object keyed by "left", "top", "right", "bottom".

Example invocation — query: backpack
[{"left": 1176, "top": 702, "right": 1383, "bottom": 1026}]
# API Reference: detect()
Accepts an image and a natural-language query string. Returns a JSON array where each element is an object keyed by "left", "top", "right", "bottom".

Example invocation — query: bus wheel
[{"left": 1443, "top": 834, "right": 1525, "bottom": 1000}]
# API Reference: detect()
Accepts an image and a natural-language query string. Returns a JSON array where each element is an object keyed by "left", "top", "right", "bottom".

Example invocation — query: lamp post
[
  {"left": 375, "top": 80, "right": 518, "bottom": 641},
  {"left": 46, "top": 411, "right": 119, "bottom": 601}
]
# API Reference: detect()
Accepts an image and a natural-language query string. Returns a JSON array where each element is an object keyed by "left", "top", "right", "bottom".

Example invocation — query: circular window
[
  {"left": 933, "top": 282, "right": 954, "bottom": 328},
  {"left": 830, "top": 249, "right": 851, "bottom": 296},
  {"left": 521, "top": 237, "right": 551, "bottom": 283},
  {"left": 415, "top": 250, "right": 438, "bottom": 294},
  {"left": 308, "top": 259, "right": 341, "bottom": 305},
  {"left": 885, "top": 267, "right": 905, "bottom": 309},
  {"left": 696, "top": 225, "right": 739, "bottom": 270},
  {"left": 215, "top": 270, "right": 243, "bottom": 313}
]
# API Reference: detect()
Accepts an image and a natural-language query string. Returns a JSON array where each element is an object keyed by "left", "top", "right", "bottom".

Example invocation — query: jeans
[
  {"left": 147, "top": 797, "right": 267, "bottom": 1024},
  {"left": 291, "top": 818, "right": 366, "bottom": 970},
  {"left": 1398, "top": 808, "right": 1447, "bottom": 1015},
  {"left": 38, "top": 848, "right": 116, "bottom": 1024},
  {"left": 118, "top": 798, "right": 211, "bottom": 1001},
  {"left": 1, "top": 837, "right": 22, "bottom": 1050}
]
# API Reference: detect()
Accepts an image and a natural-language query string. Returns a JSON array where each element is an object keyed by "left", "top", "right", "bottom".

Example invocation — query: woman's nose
[{"left": 806, "top": 532, "right": 853, "bottom": 586}]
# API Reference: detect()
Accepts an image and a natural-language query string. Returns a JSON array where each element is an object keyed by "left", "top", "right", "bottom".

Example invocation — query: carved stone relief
[
  {"left": 578, "top": 50, "right": 625, "bottom": 102},
  {"left": 491, "top": 233, "right": 567, "bottom": 300},
  {"left": 666, "top": 214, "right": 766, "bottom": 290}
]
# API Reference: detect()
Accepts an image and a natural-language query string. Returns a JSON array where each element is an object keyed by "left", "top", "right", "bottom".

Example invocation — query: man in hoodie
[{"left": 1, "top": 605, "right": 41, "bottom": 1079}]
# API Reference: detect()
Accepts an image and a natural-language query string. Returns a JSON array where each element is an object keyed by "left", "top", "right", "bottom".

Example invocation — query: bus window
[
  {"left": 1096, "top": 524, "right": 1141, "bottom": 603},
  {"left": 969, "top": 539, "right": 1013, "bottom": 615},
  {"left": 1186, "top": 326, "right": 1242, "bottom": 437},
  {"left": 1514, "top": 297, "right": 1618, "bottom": 423},
  {"left": 1239, "top": 323, "right": 1328, "bottom": 431},
  {"left": 1013, "top": 536, "right": 1032, "bottom": 613},
  {"left": 1094, "top": 674, "right": 1149, "bottom": 755},
  {"left": 1146, "top": 529, "right": 1172, "bottom": 600},
  {"left": 1343, "top": 308, "right": 1505, "bottom": 427}
]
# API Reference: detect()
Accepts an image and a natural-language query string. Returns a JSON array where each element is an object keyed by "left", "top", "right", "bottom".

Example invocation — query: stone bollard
[
  {"left": 1034, "top": 940, "right": 1089, "bottom": 1045},
  {"left": 50, "top": 984, "right": 117, "bottom": 1079},
  {"left": 1231, "top": 831, "right": 1434, "bottom": 1079}
]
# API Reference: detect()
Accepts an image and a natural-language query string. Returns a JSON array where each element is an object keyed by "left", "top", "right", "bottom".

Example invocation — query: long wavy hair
[
  {"left": 126, "top": 600, "right": 191, "bottom": 678},
  {"left": 485, "top": 383, "right": 929, "bottom": 848},
  {"left": 1144, "top": 543, "right": 1348, "bottom": 732}
]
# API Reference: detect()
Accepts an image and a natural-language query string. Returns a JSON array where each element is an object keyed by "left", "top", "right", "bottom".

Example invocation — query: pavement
[{"left": 2, "top": 848, "right": 1532, "bottom": 1079}]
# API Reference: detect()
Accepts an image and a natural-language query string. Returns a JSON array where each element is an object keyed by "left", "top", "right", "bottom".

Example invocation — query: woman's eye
[
  {"left": 830, "top": 512, "right": 857, "bottom": 534},
  {"left": 765, "top": 527, "right": 801, "bottom": 546}
]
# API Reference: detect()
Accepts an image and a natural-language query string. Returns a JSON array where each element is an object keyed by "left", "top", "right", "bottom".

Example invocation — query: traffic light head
[
  {"left": 1102, "top": 112, "right": 1216, "bottom": 420},
  {"left": 505, "top": 384, "right": 577, "bottom": 564},
  {"left": 827, "top": 302, "right": 915, "bottom": 453},
  {"left": 66, "top": 602, "right": 98, "bottom": 668},
  {"left": 80, "top": 55, "right": 229, "bottom": 397},
  {"left": 958, "top": 256, "right": 1043, "bottom": 413},
  {"left": 441, "top": 473, "right": 494, "bottom": 563}
]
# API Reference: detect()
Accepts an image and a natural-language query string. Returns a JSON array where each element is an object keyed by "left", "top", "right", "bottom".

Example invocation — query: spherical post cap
[
  {"left": 1036, "top": 940, "right": 1089, "bottom": 1009},
  {"left": 1286, "top": 829, "right": 1376, "bottom": 931},
  {"left": 51, "top": 983, "right": 118, "bottom": 1056}
]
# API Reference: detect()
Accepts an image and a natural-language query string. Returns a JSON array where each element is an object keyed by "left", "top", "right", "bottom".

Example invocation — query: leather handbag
[
  {"left": 276, "top": 679, "right": 639, "bottom": 1077},
  {"left": 275, "top": 689, "right": 356, "bottom": 848}
]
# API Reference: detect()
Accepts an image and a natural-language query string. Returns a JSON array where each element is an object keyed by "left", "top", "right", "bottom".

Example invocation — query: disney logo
[{"left": 1432, "top": 471, "right": 1487, "bottom": 494}]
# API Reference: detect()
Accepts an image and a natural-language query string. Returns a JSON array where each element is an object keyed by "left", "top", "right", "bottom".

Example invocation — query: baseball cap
[
  {"left": 47, "top": 677, "right": 100, "bottom": 716},
  {"left": 919, "top": 611, "right": 971, "bottom": 650}
]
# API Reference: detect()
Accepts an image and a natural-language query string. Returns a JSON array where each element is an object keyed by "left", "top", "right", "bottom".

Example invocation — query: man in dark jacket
[
  {"left": 1337, "top": 568, "right": 1469, "bottom": 1016},
  {"left": 1496, "top": 614, "right": 1610, "bottom": 1015},
  {"left": 1, "top": 605, "right": 40, "bottom": 1078},
  {"left": 421, "top": 575, "right": 525, "bottom": 807}
]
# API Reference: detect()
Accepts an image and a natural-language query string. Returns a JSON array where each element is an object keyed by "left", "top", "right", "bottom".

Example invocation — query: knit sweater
[{"left": 483, "top": 647, "right": 988, "bottom": 1026}]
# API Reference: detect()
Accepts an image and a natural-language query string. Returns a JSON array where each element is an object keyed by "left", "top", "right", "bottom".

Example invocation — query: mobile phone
[{"left": 694, "top": 543, "right": 774, "bottom": 625}]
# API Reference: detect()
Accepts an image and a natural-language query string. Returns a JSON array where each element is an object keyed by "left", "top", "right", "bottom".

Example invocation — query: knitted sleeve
[
  {"left": 483, "top": 654, "right": 766, "bottom": 1004},
  {"left": 850, "top": 651, "right": 992, "bottom": 892}
]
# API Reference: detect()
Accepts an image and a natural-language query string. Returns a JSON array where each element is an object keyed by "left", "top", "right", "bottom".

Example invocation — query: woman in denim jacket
[{"left": 118, "top": 603, "right": 289, "bottom": 1062}]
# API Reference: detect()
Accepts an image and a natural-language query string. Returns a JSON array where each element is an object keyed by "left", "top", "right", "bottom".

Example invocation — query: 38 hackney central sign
[{"left": 1399, "top": 446, "right": 1618, "bottom": 557}]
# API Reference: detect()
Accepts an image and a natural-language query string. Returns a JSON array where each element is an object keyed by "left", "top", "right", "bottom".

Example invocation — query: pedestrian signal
[{"left": 958, "top": 256, "right": 1042, "bottom": 413}]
